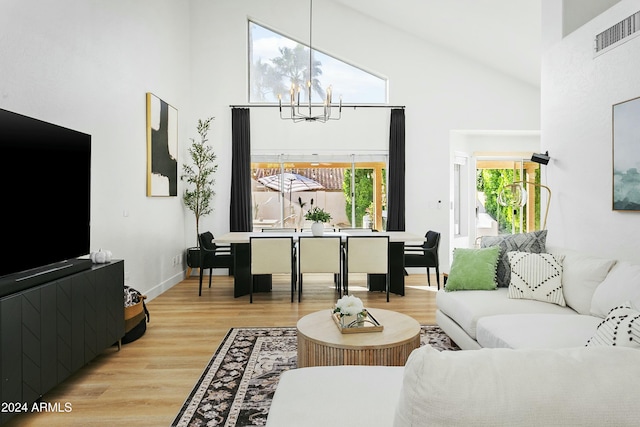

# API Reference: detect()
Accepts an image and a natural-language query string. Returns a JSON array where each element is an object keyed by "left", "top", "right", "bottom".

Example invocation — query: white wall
[
  {"left": 0, "top": 0, "right": 192, "bottom": 298},
  {"left": 542, "top": 0, "right": 640, "bottom": 262},
  {"left": 1, "top": 0, "right": 542, "bottom": 297},
  {"left": 191, "top": 0, "right": 541, "bottom": 270}
]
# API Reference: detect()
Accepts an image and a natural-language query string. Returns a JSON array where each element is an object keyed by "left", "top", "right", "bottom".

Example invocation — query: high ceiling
[{"left": 332, "top": 0, "right": 542, "bottom": 88}]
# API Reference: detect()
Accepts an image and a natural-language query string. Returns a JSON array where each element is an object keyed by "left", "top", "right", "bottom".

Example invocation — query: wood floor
[{"left": 7, "top": 272, "right": 439, "bottom": 427}]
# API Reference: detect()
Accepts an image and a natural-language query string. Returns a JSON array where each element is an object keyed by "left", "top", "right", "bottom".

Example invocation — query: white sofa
[
  {"left": 436, "top": 246, "right": 640, "bottom": 350},
  {"left": 267, "top": 245, "right": 640, "bottom": 426},
  {"left": 267, "top": 344, "right": 640, "bottom": 426}
]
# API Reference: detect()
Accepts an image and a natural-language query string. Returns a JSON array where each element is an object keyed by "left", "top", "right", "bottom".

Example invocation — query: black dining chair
[
  {"left": 198, "top": 231, "right": 234, "bottom": 296},
  {"left": 403, "top": 230, "right": 441, "bottom": 289}
]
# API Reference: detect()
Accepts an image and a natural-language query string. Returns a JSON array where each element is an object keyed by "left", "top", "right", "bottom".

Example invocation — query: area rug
[{"left": 172, "top": 325, "right": 459, "bottom": 427}]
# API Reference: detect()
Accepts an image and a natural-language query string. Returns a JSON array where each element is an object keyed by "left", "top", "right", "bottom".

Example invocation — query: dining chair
[
  {"left": 343, "top": 235, "right": 390, "bottom": 302},
  {"left": 339, "top": 227, "right": 373, "bottom": 233},
  {"left": 297, "top": 236, "right": 342, "bottom": 302},
  {"left": 261, "top": 228, "right": 297, "bottom": 232},
  {"left": 198, "top": 231, "right": 233, "bottom": 297},
  {"left": 404, "top": 230, "right": 441, "bottom": 289},
  {"left": 250, "top": 236, "right": 296, "bottom": 303},
  {"left": 299, "top": 227, "right": 336, "bottom": 232}
]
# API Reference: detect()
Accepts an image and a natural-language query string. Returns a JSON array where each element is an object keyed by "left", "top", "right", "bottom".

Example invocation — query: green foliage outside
[
  {"left": 476, "top": 168, "right": 540, "bottom": 234},
  {"left": 343, "top": 169, "right": 386, "bottom": 228},
  {"left": 251, "top": 44, "right": 325, "bottom": 102}
]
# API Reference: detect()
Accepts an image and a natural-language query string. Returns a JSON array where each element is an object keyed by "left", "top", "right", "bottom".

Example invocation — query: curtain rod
[{"left": 229, "top": 104, "right": 405, "bottom": 109}]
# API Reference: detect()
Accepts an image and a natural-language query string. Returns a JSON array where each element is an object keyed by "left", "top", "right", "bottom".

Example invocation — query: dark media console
[
  {"left": 0, "top": 258, "right": 94, "bottom": 299},
  {"left": 0, "top": 261, "right": 124, "bottom": 425}
]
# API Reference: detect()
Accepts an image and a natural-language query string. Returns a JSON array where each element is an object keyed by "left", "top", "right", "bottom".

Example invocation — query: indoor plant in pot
[
  {"left": 305, "top": 206, "right": 332, "bottom": 236},
  {"left": 181, "top": 117, "right": 218, "bottom": 271}
]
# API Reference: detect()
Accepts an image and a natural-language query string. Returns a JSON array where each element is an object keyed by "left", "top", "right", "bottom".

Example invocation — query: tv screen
[{"left": 0, "top": 108, "right": 91, "bottom": 279}]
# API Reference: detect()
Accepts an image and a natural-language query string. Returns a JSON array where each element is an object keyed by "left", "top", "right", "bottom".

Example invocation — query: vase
[
  {"left": 340, "top": 313, "right": 366, "bottom": 328},
  {"left": 340, "top": 314, "right": 356, "bottom": 328},
  {"left": 311, "top": 222, "right": 324, "bottom": 236}
]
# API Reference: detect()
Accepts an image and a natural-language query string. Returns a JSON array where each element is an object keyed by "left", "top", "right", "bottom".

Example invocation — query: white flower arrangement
[{"left": 333, "top": 295, "right": 366, "bottom": 318}]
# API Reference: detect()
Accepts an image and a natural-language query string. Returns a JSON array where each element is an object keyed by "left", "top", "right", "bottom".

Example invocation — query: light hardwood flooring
[{"left": 7, "top": 272, "right": 439, "bottom": 427}]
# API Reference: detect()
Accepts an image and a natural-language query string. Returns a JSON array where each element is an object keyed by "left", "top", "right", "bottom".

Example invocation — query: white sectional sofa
[
  {"left": 267, "top": 238, "right": 640, "bottom": 426},
  {"left": 436, "top": 245, "right": 640, "bottom": 350}
]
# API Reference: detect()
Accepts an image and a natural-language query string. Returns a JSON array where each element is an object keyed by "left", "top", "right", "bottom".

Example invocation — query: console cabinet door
[{"left": 0, "top": 294, "right": 22, "bottom": 425}]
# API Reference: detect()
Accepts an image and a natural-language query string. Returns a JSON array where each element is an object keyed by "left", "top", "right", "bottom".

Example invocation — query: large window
[
  {"left": 251, "top": 154, "right": 387, "bottom": 231},
  {"left": 249, "top": 21, "right": 387, "bottom": 104}
]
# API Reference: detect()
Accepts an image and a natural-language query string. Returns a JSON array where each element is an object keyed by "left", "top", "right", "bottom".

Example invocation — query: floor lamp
[{"left": 498, "top": 181, "right": 551, "bottom": 232}]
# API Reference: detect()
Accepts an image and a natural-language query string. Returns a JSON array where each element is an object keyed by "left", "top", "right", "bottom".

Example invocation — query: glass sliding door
[
  {"left": 475, "top": 157, "right": 541, "bottom": 237},
  {"left": 251, "top": 153, "right": 387, "bottom": 231}
]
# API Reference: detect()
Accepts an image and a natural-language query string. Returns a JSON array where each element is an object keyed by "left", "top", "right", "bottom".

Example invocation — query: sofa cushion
[
  {"left": 590, "top": 261, "right": 640, "bottom": 318},
  {"left": 394, "top": 344, "right": 640, "bottom": 427},
  {"left": 481, "top": 230, "right": 547, "bottom": 287},
  {"left": 547, "top": 247, "right": 616, "bottom": 315},
  {"left": 444, "top": 246, "right": 500, "bottom": 291},
  {"left": 476, "top": 314, "right": 601, "bottom": 349},
  {"left": 586, "top": 303, "right": 640, "bottom": 348},
  {"left": 267, "top": 365, "right": 403, "bottom": 427},
  {"left": 436, "top": 288, "right": 575, "bottom": 339},
  {"left": 507, "top": 251, "right": 565, "bottom": 306}
]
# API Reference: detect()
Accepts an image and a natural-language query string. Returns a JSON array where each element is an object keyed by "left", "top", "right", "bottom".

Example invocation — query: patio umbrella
[{"left": 258, "top": 172, "right": 323, "bottom": 193}]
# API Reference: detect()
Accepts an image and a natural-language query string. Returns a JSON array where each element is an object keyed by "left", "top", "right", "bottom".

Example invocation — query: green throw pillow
[{"left": 445, "top": 246, "right": 500, "bottom": 291}]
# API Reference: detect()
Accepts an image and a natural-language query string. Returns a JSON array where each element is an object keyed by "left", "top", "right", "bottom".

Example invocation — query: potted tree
[
  {"left": 305, "top": 206, "right": 332, "bottom": 236},
  {"left": 181, "top": 117, "right": 218, "bottom": 271}
]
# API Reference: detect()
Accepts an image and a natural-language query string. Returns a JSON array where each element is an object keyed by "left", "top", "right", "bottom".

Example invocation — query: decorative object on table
[
  {"left": 90, "top": 248, "right": 112, "bottom": 264},
  {"left": 305, "top": 205, "right": 332, "bottom": 236},
  {"left": 332, "top": 295, "right": 383, "bottom": 333},
  {"left": 146, "top": 92, "right": 178, "bottom": 197},
  {"left": 181, "top": 116, "right": 218, "bottom": 270},
  {"left": 172, "top": 326, "right": 457, "bottom": 427},
  {"left": 612, "top": 95, "right": 640, "bottom": 211}
]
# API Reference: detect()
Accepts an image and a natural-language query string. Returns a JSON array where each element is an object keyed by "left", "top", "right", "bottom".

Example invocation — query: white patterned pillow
[
  {"left": 586, "top": 303, "right": 640, "bottom": 348},
  {"left": 507, "top": 251, "right": 565, "bottom": 306}
]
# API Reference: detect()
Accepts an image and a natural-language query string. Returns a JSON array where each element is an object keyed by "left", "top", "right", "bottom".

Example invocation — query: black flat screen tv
[{"left": 0, "top": 107, "right": 92, "bottom": 296}]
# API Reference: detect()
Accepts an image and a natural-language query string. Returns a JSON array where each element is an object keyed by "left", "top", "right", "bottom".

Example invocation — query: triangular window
[{"left": 249, "top": 21, "right": 387, "bottom": 104}]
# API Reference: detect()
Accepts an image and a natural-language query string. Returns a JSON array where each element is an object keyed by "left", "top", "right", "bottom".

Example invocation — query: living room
[{"left": 2, "top": 0, "right": 640, "bottom": 425}]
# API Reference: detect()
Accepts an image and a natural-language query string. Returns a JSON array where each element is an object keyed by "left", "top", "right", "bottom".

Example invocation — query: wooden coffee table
[{"left": 296, "top": 308, "right": 421, "bottom": 367}]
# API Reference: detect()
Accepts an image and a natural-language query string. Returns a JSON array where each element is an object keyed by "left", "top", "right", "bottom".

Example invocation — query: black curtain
[
  {"left": 230, "top": 108, "right": 252, "bottom": 232},
  {"left": 387, "top": 108, "right": 405, "bottom": 231}
]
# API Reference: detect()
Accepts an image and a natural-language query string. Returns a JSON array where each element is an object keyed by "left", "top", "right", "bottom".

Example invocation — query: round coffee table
[{"left": 296, "top": 308, "right": 421, "bottom": 367}]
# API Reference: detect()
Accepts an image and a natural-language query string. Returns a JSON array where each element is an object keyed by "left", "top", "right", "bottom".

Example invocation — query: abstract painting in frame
[
  {"left": 146, "top": 92, "right": 178, "bottom": 197},
  {"left": 613, "top": 95, "right": 640, "bottom": 211}
]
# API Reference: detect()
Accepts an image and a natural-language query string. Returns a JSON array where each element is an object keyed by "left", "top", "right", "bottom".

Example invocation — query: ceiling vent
[{"left": 594, "top": 10, "right": 640, "bottom": 56}]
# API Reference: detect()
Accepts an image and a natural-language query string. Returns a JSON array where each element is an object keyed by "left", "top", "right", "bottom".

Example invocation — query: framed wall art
[
  {"left": 613, "top": 95, "right": 640, "bottom": 211},
  {"left": 146, "top": 92, "right": 178, "bottom": 197}
]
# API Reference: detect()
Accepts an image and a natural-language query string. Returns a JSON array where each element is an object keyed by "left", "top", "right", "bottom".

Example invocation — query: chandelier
[{"left": 278, "top": 0, "right": 342, "bottom": 123}]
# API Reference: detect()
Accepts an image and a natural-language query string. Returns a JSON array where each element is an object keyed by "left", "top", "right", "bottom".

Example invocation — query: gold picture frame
[{"left": 146, "top": 92, "right": 178, "bottom": 197}]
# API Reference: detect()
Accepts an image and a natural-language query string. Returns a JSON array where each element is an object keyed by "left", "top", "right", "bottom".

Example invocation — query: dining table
[{"left": 214, "top": 230, "right": 425, "bottom": 298}]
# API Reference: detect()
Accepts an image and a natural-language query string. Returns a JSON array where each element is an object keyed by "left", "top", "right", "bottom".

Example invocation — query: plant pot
[
  {"left": 311, "top": 222, "right": 324, "bottom": 236},
  {"left": 186, "top": 247, "right": 200, "bottom": 268}
]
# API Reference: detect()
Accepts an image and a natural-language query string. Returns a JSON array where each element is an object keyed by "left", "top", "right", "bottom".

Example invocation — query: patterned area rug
[{"left": 172, "top": 325, "right": 459, "bottom": 427}]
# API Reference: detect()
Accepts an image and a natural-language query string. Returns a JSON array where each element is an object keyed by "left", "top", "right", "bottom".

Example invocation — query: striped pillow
[{"left": 507, "top": 251, "right": 565, "bottom": 306}]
